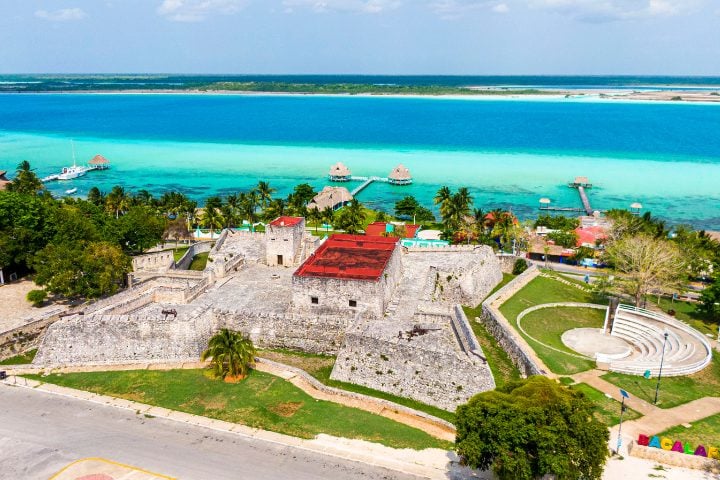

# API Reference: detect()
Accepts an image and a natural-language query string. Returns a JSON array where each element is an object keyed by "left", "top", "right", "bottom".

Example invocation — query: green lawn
[
  {"left": 0, "top": 349, "right": 37, "bottom": 365},
  {"left": 259, "top": 349, "right": 456, "bottom": 423},
  {"left": 602, "top": 354, "right": 720, "bottom": 408},
  {"left": 188, "top": 252, "right": 209, "bottom": 271},
  {"left": 648, "top": 296, "right": 717, "bottom": 338},
  {"left": 27, "top": 369, "right": 451, "bottom": 450},
  {"left": 570, "top": 383, "right": 642, "bottom": 427},
  {"left": 658, "top": 412, "right": 720, "bottom": 447},
  {"left": 518, "top": 307, "right": 605, "bottom": 375},
  {"left": 497, "top": 275, "right": 598, "bottom": 375},
  {"left": 462, "top": 273, "right": 522, "bottom": 388},
  {"left": 171, "top": 246, "right": 190, "bottom": 262}
]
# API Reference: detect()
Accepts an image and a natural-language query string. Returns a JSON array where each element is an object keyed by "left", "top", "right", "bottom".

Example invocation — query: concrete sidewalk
[
  {"left": 2, "top": 376, "right": 469, "bottom": 480},
  {"left": 572, "top": 369, "right": 720, "bottom": 457}
]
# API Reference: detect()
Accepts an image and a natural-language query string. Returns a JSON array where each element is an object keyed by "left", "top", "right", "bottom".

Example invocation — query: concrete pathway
[
  {"left": 2, "top": 375, "right": 464, "bottom": 479},
  {"left": 572, "top": 369, "right": 720, "bottom": 457}
]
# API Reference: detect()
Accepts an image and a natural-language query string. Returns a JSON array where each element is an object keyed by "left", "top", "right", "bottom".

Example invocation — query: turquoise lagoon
[{"left": 0, "top": 93, "right": 719, "bottom": 228}]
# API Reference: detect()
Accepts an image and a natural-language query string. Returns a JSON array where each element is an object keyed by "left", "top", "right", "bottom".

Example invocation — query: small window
[
  {"left": 284, "top": 238, "right": 289, "bottom": 242},
  {"left": 311, "top": 296, "right": 319, "bottom": 305},
  {"left": 349, "top": 300, "right": 357, "bottom": 307}
]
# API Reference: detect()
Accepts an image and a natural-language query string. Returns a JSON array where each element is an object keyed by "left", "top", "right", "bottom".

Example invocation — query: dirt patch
[
  {"left": 199, "top": 396, "right": 228, "bottom": 410},
  {"left": 269, "top": 401, "right": 304, "bottom": 417}
]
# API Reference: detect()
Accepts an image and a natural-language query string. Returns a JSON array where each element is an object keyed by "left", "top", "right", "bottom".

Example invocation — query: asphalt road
[{"left": 0, "top": 384, "right": 425, "bottom": 480}]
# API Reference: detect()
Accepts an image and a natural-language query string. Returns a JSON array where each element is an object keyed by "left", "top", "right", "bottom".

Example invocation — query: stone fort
[{"left": 34, "top": 216, "right": 503, "bottom": 410}]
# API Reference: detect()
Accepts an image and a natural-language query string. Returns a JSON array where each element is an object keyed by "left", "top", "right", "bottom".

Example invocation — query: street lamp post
[
  {"left": 654, "top": 332, "right": 670, "bottom": 405},
  {"left": 616, "top": 389, "right": 630, "bottom": 454}
]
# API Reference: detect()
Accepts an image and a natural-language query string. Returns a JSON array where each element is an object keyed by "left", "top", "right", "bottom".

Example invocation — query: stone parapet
[{"left": 479, "top": 265, "right": 547, "bottom": 377}]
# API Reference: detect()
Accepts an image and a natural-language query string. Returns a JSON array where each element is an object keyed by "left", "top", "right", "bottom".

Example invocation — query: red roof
[
  {"left": 575, "top": 226, "right": 607, "bottom": 247},
  {"left": 294, "top": 234, "right": 399, "bottom": 281},
  {"left": 364, "top": 222, "right": 420, "bottom": 239},
  {"left": 269, "top": 216, "right": 304, "bottom": 227}
]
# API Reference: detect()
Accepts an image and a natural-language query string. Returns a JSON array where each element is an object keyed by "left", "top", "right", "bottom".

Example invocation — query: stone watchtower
[{"left": 266, "top": 216, "right": 305, "bottom": 267}]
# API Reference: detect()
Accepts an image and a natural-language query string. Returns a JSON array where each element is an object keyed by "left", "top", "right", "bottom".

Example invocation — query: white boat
[
  {"left": 65, "top": 187, "right": 77, "bottom": 195},
  {"left": 58, "top": 141, "right": 87, "bottom": 180}
]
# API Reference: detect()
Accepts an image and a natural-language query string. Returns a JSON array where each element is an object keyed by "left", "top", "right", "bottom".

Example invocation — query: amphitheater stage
[{"left": 562, "top": 328, "right": 633, "bottom": 360}]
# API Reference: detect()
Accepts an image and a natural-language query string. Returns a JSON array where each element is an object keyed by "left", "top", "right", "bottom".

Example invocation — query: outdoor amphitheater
[{"left": 562, "top": 303, "right": 713, "bottom": 377}]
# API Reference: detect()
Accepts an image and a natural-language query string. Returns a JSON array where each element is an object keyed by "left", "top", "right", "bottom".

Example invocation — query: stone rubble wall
[
  {"left": 330, "top": 323, "right": 495, "bottom": 411},
  {"left": 479, "top": 265, "right": 546, "bottom": 377},
  {"left": 216, "top": 309, "right": 353, "bottom": 355},
  {"left": 33, "top": 310, "right": 218, "bottom": 366},
  {"left": 131, "top": 250, "right": 174, "bottom": 273},
  {"left": 431, "top": 260, "right": 503, "bottom": 307}
]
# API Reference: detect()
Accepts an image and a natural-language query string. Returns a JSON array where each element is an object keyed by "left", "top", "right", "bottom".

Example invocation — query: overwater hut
[
  {"left": 328, "top": 162, "right": 351, "bottom": 182},
  {"left": 0, "top": 170, "right": 10, "bottom": 191},
  {"left": 89, "top": 155, "right": 111, "bottom": 170},
  {"left": 308, "top": 186, "right": 353, "bottom": 211},
  {"left": 388, "top": 164, "right": 412, "bottom": 185}
]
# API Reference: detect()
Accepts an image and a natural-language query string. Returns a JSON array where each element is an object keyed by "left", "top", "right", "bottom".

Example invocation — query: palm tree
[
  {"left": 434, "top": 186, "right": 452, "bottom": 217},
  {"left": 201, "top": 329, "right": 256, "bottom": 380},
  {"left": 321, "top": 206, "right": 335, "bottom": 231},
  {"left": 106, "top": 185, "right": 130, "bottom": 219},
  {"left": 307, "top": 207, "right": 322, "bottom": 233},
  {"left": 202, "top": 206, "right": 224, "bottom": 233},
  {"left": 337, "top": 199, "right": 366, "bottom": 234},
  {"left": 8, "top": 160, "right": 43, "bottom": 195},
  {"left": 256, "top": 181, "right": 276, "bottom": 209}
]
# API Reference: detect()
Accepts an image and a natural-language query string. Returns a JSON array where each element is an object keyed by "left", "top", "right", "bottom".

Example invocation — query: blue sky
[{"left": 1, "top": 0, "right": 719, "bottom": 74}]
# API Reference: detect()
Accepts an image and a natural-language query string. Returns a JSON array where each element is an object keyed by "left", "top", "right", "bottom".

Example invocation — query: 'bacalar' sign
[{"left": 638, "top": 434, "right": 719, "bottom": 458}]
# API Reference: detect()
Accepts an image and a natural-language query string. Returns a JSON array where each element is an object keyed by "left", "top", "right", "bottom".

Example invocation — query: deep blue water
[{"left": 1, "top": 94, "right": 719, "bottom": 161}]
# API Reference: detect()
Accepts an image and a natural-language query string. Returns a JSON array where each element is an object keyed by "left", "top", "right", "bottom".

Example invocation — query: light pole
[
  {"left": 616, "top": 389, "right": 630, "bottom": 454},
  {"left": 654, "top": 332, "right": 669, "bottom": 405}
]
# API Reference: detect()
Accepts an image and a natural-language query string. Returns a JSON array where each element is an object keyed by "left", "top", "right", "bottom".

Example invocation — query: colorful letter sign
[{"left": 638, "top": 434, "right": 716, "bottom": 459}]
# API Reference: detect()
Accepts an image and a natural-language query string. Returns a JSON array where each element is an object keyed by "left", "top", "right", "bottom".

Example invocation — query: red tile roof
[
  {"left": 269, "top": 216, "right": 304, "bottom": 227},
  {"left": 294, "top": 234, "right": 399, "bottom": 281},
  {"left": 575, "top": 226, "right": 607, "bottom": 247},
  {"left": 364, "top": 222, "right": 420, "bottom": 239}
]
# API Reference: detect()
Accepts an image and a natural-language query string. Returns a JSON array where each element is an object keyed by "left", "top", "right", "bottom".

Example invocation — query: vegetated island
[
  {"left": 2, "top": 75, "right": 719, "bottom": 101},
  {"left": 197, "top": 81, "right": 549, "bottom": 96}
]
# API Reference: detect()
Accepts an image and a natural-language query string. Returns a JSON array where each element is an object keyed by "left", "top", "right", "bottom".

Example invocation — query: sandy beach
[{"left": 6, "top": 88, "right": 720, "bottom": 103}]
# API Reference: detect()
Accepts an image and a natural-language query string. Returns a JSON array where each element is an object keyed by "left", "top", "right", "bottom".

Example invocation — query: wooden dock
[
  {"left": 569, "top": 176, "right": 594, "bottom": 215},
  {"left": 349, "top": 176, "right": 387, "bottom": 196}
]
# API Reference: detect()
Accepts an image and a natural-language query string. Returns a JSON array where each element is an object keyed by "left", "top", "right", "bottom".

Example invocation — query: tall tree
[
  {"left": 335, "top": 199, "right": 366, "bottom": 234},
  {"left": 105, "top": 185, "right": 130, "bottom": 219},
  {"left": 201, "top": 329, "right": 257, "bottom": 380},
  {"left": 7, "top": 160, "right": 43, "bottom": 195},
  {"left": 256, "top": 180, "right": 276, "bottom": 209},
  {"left": 456, "top": 376, "right": 609, "bottom": 480},
  {"left": 605, "top": 234, "right": 686, "bottom": 306}
]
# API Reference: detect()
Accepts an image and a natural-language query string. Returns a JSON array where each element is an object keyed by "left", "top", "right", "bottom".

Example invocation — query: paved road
[{"left": 0, "top": 385, "right": 424, "bottom": 480}]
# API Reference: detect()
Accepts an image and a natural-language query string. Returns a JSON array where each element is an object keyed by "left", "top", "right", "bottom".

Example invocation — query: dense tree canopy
[{"left": 456, "top": 376, "right": 609, "bottom": 480}]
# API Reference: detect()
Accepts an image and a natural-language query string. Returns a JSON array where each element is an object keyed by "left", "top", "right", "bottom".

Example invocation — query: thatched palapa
[
  {"left": 307, "top": 186, "right": 353, "bottom": 211},
  {"left": 328, "top": 162, "right": 351, "bottom": 182},
  {"left": 89, "top": 155, "right": 111, "bottom": 170},
  {"left": 388, "top": 164, "right": 412, "bottom": 185},
  {"left": 0, "top": 170, "right": 11, "bottom": 191}
]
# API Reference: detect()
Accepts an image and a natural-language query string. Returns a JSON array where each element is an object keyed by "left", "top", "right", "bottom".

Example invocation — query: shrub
[
  {"left": 511, "top": 259, "right": 528, "bottom": 275},
  {"left": 26, "top": 289, "right": 47, "bottom": 307}
]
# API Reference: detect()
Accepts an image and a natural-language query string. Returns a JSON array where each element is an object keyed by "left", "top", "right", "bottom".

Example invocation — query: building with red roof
[
  {"left": 266, "top": 216, "right": 305, "bottom": 267},
  {"left": 364, "top": 222, "right": 420, "bottom": 239},
  {"left": 292, "top": 234, "right": 402, "bottom": 317},
  {"left": 574, "top": 225, "right": 607, "bottom": 248}
]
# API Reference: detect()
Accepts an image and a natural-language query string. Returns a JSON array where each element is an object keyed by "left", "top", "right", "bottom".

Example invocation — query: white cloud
[
  {"left": 157, "top": 0, "right": 249, "bottom": 22},
  {"left": 282, "top": 0, "right": 402, "bottom": 14},
  {"left": 34, "top": 8, "right": 87, "bottom": 21},
  {"left": 492, "top": 2, "right": 509, "bottom": 12},
  {"left": 428, "top": 0, "right": 505, "bottom": 18},
  {"left": 528, "top": 0, "right": 701, "bottom": 22}
]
